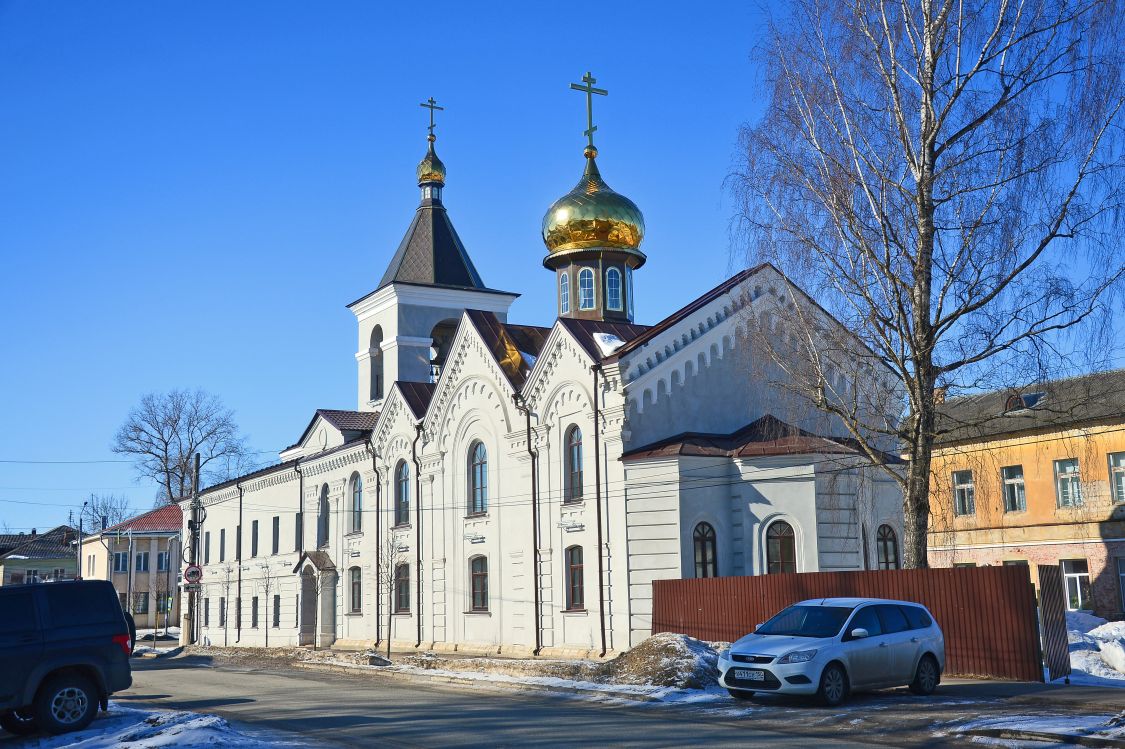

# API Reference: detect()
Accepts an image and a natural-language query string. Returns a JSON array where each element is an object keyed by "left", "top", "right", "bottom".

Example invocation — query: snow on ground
[
  {"left": 13, "top": 702, "right": 306, "bottom": 748},
  {"left": 1064, "top": 611, "right": 1125, "bottom": 685},
  {"left": 949, "top": 712, "right": 1125, "bottom": 742}
]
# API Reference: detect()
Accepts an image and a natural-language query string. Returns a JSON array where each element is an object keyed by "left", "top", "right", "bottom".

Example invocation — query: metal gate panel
[{"left": 1037, "top": 564, "right": 1071, "bottom": 683}]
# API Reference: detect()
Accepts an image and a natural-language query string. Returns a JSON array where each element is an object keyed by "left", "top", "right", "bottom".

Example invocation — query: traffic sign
[{"left": 183, "top": 564, "right": 203, "bottom": 584}]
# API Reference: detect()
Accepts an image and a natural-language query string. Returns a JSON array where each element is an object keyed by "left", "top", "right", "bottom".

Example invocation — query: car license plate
[{"left": 734, "top": 668, "right": 765, "bottom": 681}]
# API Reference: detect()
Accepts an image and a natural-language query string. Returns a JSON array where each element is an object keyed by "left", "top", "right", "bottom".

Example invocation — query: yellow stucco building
[{"left": 929, "top": 370, "right": 1125, "bottom": 617}]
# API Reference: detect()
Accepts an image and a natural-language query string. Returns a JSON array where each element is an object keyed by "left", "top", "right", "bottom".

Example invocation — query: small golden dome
[
  {"left": 416, "top": 135, "right": 446, "bottom": 185},
  {"left": 542, "top": 148, "right": 644, "bottom": 256}
]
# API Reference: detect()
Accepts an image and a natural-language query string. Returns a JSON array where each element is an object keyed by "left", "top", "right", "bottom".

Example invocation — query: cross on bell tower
[{"left": 569, "top": 72, "right": 608, "bottom": 152}]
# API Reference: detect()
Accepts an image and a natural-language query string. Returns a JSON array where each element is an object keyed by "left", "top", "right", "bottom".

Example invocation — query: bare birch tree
[
  {"left": 112, "top": 389, "right": 253, "bottom": 506},
  {"left": 733, "top": 0, "right": 1125, "bottom": 566},
  {"left": 376, "top": 536, "right": 410, "bottom": 661}
]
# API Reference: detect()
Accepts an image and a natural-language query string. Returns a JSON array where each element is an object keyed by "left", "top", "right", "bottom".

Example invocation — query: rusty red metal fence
[
  {"left": 1037, "top": 564, "right": 1071, "bottom": 682},
  {"left": 652, "top": 566, "right": 1043, "bottom": 682}
]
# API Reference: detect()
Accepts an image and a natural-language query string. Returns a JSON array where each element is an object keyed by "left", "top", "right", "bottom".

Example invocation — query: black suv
[{"left": 0, "top": 580, "right": 133, "bottom": 735}]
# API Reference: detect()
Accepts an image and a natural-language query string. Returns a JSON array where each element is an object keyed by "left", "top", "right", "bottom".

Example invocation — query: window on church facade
[
  {"left": 578, "top": 268, "right": 595, "bottom": 310},
  {"left": 370, "top": 326, "right": 384, "bottom": 401},
  {"left": 693, "top": 522, "right": 718, "bottom": 578},
  {"left": 606, "top": 267, "right": 622, "bottom": 311},
  {"left": 766, "top": 521, "right": 796, "bottom": 574},
  {"left": 350, "top": 473, "right": 363, "bottom": 533},
  {"left": 560, "top": 273, "right": 570, "bottom": 314},
  {"left": 876, "top": 525, "right": 899, "bottom": 570},
  {"left": 468, "top": 441, "right": 487, "bottom": 515},
  {"left": 395, "top": 461, "right": 411, "bottom": 526},
  {"left": 470, "top": 555, "right": 488, "bottom": 612},
  {"left": 317, "top": 484, "right": 329, "bottom": 548},
  {"left": 565, "top": 546, "right": 584, "bottom": 611},
  {"left": 394, "top": 564, "right": 410, "bottom": 612},
  {"left": 349, "top": 566, "right": 362, "bottom": 613},
  {"left": 565, "top": 426, "right": 583, "bottom": 502}
]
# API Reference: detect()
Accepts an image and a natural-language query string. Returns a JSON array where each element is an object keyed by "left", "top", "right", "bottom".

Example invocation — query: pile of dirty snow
[
  {"left": 598, "top": 632, "right": 719, "bottom": 689},
  {"left": 22, "top": 703, "right": 304, "bottom": 748},
  {"left": 1066, "top": 612, "right": 1125, "bottom": 685}
]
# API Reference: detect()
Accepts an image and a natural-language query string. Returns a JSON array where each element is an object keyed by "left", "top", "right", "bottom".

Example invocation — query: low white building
[{"left": 181, "top": 124, "right": 902, "bottom": 655}]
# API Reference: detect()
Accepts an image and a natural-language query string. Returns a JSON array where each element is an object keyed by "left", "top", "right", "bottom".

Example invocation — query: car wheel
[
  {"left": 0, "top": 708, "right": 39, "bottom": 736},
  {"left": 32, "top": 674, "right": 98, "bottom": 735},
  {"left": 727, "top": 688, "right": 755, "bottom": 700},
  {"left": 817, "top": 662, "right": 849, "bottom": 707},
  {"left": 909, "top": 654, "right": 940, "bottom": 696}
]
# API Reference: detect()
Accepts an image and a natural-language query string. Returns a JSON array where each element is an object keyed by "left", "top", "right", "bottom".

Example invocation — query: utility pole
[
  {"left": 76, "top": 500, "right": 88, "bottom": 579},
  {"left": 186, "top": 453, "right": 202, "bottom": 645}
]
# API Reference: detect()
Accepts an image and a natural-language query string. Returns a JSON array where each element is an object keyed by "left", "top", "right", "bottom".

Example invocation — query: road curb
[
  {"left": 965, "top": 728, "right": 1125, "bottom": 748},
  {"left": 293, "top": 660, "right": 663, "bottom": 703}
]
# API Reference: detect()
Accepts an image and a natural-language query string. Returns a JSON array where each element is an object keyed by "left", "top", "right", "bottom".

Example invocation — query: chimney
[
  {"left": 31, "top": 528, "right": 36, "bottom": 536},
  {"left": 101, "top": 516, "right": 108, "bottom": 530}
]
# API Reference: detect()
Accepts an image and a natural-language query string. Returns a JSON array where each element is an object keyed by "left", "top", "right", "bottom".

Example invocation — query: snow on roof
[{"left": 592, "top": 332, "right": 626, "bottom": 356}]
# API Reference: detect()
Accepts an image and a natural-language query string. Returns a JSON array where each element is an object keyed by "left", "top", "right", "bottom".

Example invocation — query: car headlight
[
  {"left": 777, "top": 649, "right": 817, "bottom": 664},
  {"left": 718, "top": 648, "right": 731, "bottom": 661}
]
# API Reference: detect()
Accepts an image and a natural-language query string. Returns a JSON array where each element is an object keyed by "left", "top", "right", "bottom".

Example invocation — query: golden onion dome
[
  {"left": 542, "top": 146, "right": 644, "bottom": 258},
  {"left": 416, "top": 135, "right": 446, "bottom": 185}
]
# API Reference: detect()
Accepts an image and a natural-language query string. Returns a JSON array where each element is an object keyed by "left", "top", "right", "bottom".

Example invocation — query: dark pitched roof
[
  {"left": 621, "top": 414, "right": 899, "bottom": 463},
  {"left": 292, "top": 549, "right": 335, "bottom": 573},
  {"left": 0, "top": 534, "right": 28, "bottom": 556},
  {"left": 1, "top": 525, "right": 78, "bottom": 561},
  {"left": 465, "top": 310, "right": 551, "bottom": 389},
  {"left": 378, "top": 201, "right": 486, "bottom": 290},
  {"left": 935, "top": 368, "right": 1125, "bottom": 446},
  {"left": 102, "top": 504, "right": 183, "bottom": 535},
  {"left": 288, "top": 409, "right": 380, "bottom": 451},
  {"left": 603, "top": 265, "right": 768, "bottom": 363},
  {"left": 557, "top": 317, "right": 652, "bottom": 362},
  {"left": 397, "top": 381, "right": 436, "bottom": 420}
]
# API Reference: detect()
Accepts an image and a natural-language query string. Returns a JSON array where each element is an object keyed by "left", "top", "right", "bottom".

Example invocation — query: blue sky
[{"left": 0, "top": 1, "right": 769, "bottom": 531}]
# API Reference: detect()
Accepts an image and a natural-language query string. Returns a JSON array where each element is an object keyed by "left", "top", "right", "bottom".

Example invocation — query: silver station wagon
[{"left": 717, "top": 597, "right": 946, "bottom": 706}]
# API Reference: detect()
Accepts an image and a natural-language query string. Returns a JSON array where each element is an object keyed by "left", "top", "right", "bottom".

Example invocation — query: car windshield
[{"left": 755, "top": 605, "right": 854, "bottom": 638}]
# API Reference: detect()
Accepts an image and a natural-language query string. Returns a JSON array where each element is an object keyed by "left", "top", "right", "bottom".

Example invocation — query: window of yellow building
[
  {"left": 1054, "top": 458, "right": 1083, "bottom": 508},
  {"left": 953, "top": 470, "right": 976, "bottom": 516},
  {"left": 1001, "top": 465, "right": 1026, "bottom": 513}
]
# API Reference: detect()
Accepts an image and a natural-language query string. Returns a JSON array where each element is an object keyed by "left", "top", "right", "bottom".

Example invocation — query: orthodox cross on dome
[
  {"left": 569, "top": 71, "right": 607, "bottom": 150},
  {"left": 420, "top": 97, "right": 444, "bottom": 140}
]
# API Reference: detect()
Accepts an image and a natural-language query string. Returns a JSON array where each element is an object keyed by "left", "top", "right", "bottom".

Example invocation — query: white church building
[{"left": 180, "top": 100, "right": 902, "bottom": 656}]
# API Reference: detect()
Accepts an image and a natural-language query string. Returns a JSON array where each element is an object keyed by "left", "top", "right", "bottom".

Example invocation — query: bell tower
[{"left": 348, "top": 99, "right": 518, "bottom": 411}]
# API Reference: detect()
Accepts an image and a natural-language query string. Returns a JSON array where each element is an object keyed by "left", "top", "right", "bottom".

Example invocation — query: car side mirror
[
  {"left": 755, "top": 622, "right": 764, "bottom": 631},
  {"left": 850, "top": 627, "right": 869, "bottom": 639}
]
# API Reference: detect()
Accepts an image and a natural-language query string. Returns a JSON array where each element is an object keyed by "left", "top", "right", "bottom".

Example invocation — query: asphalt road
[{"left": 105, "top": 655, "right": 934, "bottom": 748}]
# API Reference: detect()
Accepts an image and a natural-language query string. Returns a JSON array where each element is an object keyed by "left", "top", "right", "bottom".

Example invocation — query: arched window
[
  {"left": 349, "top": 566, "right": 362, "bottom": 613},
  {"left": 564, "top": 426, "right": 583, "bottom": 502},
  {"left": 559, "top": 273, "right": 571, "bottom": 314},
  {"left": 470, "top": 556, "right": 488, "bottom": 612},
  {"left": 565, "top": 546, "right": 584, "bottom": 610},
  {"left": 317, "top": 485, "right": 330, "bottom": 548},
  {"left": 428, "top": 319, "right": 457, "bottom": 383},
  {"left": 766, "top": 521, "right": 796, "bottom": 574},
  {"left": 693, "top": 522, "right": 718, "bottom": 578},
  {"left": 394, "top": 564, "right": 410, "bottom": 612},
  {"left": 395, "top": 461, "right": 410, "bottom": 526},
  {"left": 578, "top": 268, "right": 595, "bottom": 310},
  {"left": 606, "top": 267, "right": 622, "bottom": 311},
  {"left": 877, "top": 525, "right": 899, "bottom": 570},
  {"left": 350, "top": 473, "right": 363, "bottom": 533},
  {"left": 469, "top": 441, "right": 488, "bottom": 515},
  {"left": 370, "top": 326, "right": 384, "bottom": 401}
]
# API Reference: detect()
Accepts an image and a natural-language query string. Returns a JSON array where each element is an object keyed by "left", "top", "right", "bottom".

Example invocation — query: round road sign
[{"left": 184, "top": 564, "right": 203, "bottom": 584}]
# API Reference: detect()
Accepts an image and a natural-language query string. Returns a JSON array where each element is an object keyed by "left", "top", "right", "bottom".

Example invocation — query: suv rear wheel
[
  {"left": 0, "top": 708, "right": 38, "bottom": 736},
  {"left": 33, "top": 673, "right": 98, "bottom": 734}
]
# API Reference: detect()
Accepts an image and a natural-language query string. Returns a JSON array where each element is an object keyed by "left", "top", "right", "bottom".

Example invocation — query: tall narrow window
[
  {"left": 219, "top": 598, "right": 227, "bottom": 627},
  {"left": 219, "top": 529, "right": 226, "bottom": 562},
  {"left": 350, "top": 473, "right": 363, "bottom": 533},
  {"left": 1055, "top": 458, "right": 1082, "bottom": 507},
  {"left": 394, "top": 564, "right": 411, "bottom": 612},
  {"left": 204, "top": 532, "right": 210, "bottom": 565},
  {"left": 766, "top": 521, "right": 796, "bottom": 574},
  {"left": 1062, "top": 559, "right": 1092, "bottom": 610},
  {"left": 1001, "top": 465, "right": 1027, "bottom": 512},
  {"left": 317, "top": 485, "right": 330, "bottom": 547},
  {"left": 565, "top": 546, "right": 584, "bottom": 610},
  {"left": 626, "top": 267, "right": 635, "bottom": 320},
  {"left": 370, "top": 326, "right": 384, "bottom": 401},
  {"left": 395, "top": 461, "right": 411, "bottom": 526},
  {"left": 272, "top": 594, "right": 281, "bottom": 628},
  {"left": 294, "top": 513, "right": 302, "bottom": 552},
  {"left": 876, "top": 525, "right": 899, "bottom": 570},
  {"left": 952, "top": 470, "right": 976, "bottom": 516},
  {"left": 251, "top": 596, "right": 259, "bottom": 628},
  {"left": 272, "top": 516, "right": 280, "bottom": 555},
  {"left": 470, "top": 556, "right": 488, "bottom": 612},
  {"left": 606, "top": 267, "right": 622, "bottom": 311},
  {"left": 578, "top": 268, "right": 595, "bottom": 310},
  {"left": 203, "top": 598, "right": 210, "bottom": 628},
  {"left": 157, "top": 551, "right": 170, "bottom": 572},
  {"left": 693, "top": 522, "right": 718, "bottom": 578},
  {"left": 251, "top": 519, "right": 259, "bottom": 557},
  {"left": 559, "top": 273, "right": 571, "bottom": 314},
  {"left": 469, "top": 442, "right": 488, "bottom": 515},
  {"left": 565, "top": 426, "right": 583, "bottom": 502},
  {"left": 349, "top": 566, "right": 362, "bottom": 613},
  {"left": 1109, "top": 453, "right": 1125, "bottom": 504}
]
